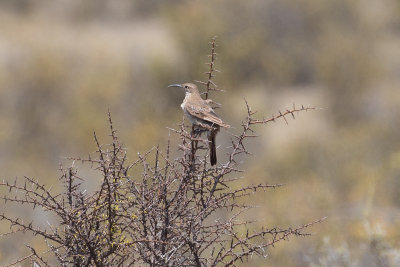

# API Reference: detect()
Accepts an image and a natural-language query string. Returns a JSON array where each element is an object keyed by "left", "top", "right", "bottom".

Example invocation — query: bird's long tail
[{"left": 209, "top": 130, "right": 217, "bottom": 166}]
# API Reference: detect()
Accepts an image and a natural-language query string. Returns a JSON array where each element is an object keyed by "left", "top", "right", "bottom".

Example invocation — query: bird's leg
[
  {"left": 193, "top": 126, "right": 200, "bottom": 156},
  {"left": 190, "top": 125, "right": 196, "bottom": 165}
]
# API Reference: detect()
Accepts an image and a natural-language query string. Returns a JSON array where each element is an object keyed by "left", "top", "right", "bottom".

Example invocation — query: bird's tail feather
[{"left": 209, "top": 131, "right": 217, "bottom": 166}]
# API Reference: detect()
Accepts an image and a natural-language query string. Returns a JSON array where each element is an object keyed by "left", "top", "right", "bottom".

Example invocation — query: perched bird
[{"left": 168, "top": 83, "right": 229, "bottom": 165}]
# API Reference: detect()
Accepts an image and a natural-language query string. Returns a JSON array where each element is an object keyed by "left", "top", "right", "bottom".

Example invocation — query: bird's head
[{"left": 168, "top": 83, "right": 199, "bottom": 95}]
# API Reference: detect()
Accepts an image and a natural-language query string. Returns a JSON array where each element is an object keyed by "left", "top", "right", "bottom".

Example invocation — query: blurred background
[{"left": 0, "top": 0, "right": 400, "bottom": 266}]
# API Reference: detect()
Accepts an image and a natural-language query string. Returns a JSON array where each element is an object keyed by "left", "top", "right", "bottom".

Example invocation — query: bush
[{"left": 0, "top": 38, "right": 322, "bottom": 266}]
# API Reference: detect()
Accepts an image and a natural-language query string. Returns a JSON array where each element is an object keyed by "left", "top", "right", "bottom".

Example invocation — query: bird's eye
[{"left": 184, "top": 85, "right": 189, "bottom": 89}]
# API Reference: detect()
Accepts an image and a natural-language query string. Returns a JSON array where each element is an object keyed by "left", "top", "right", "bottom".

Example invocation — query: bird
[{"left": 168, "top": 83, "right": 229, "bottom": 166}]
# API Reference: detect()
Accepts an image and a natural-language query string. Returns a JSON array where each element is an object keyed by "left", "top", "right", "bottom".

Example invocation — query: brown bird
[{"left": 168, "top": 83, "right": 229, "bottom": 165}]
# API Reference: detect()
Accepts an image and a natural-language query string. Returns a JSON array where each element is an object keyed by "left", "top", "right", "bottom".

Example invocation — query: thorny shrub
[{"left": 0, "top": 38, "right": 323, "bottom": 266}]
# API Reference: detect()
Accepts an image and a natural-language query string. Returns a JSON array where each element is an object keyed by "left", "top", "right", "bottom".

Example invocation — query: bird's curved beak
[{"left": 168, "top": 84, "right": 183, "bottom": 88}]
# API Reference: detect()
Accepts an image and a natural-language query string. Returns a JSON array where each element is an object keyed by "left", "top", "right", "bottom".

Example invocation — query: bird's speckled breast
[{"left": 181, "top": 95, "right": 195, "bottom": 124}]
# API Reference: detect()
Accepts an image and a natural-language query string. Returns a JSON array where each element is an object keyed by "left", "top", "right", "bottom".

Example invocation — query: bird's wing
[{"left": 186, "top": 102, "right": 230, "bottom": 128}]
